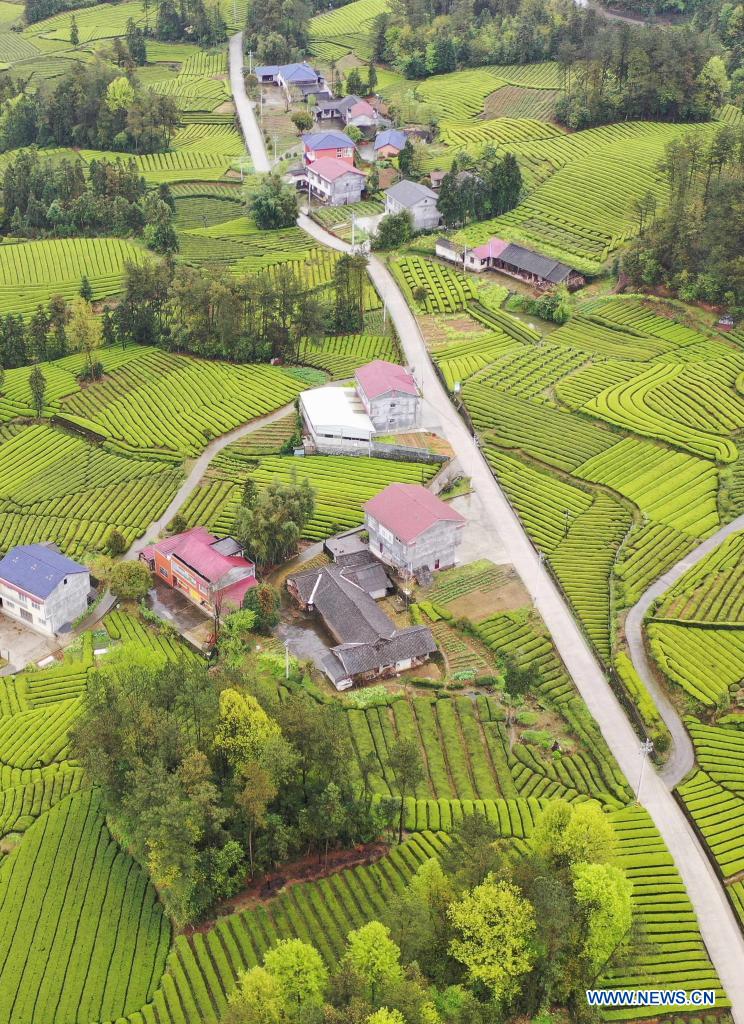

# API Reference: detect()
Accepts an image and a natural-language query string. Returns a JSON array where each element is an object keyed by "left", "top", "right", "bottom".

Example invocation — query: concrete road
[
  {"left": 625, "top": 513, "right": 744, "bottom": 787},
  {"left": 229, "top": 32, "right": 271, "bottom": 173},
  {"left": 233, "top": 69, "right": 744, "bottom": 1015}
]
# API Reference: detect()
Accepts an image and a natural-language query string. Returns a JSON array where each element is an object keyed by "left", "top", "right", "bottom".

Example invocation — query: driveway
[
  {"left": 0, "top": 618, "right": 59, "bottom": 675},
  {"left": 229, "top": 32, "right": 270, "bottom": 172}
]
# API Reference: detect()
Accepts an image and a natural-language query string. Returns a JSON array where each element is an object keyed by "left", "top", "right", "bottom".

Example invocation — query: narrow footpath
[
  {"left": 625, "top": 512, "right": 744, "bottom": 787},
  {"left": 230, "top": 46, "right": 744, "bottom": 1017}
]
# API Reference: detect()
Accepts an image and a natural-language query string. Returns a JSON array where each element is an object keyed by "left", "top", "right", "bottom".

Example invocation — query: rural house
[
  {"left": 287, "top": 553, "right": 435, "bottom": 690},
  {"left": 0, "top": 543, "right": 90, "bottom": 635},
  {"left": 365, "top": 483, "right": 465, "bottom": 577},
  {"left": 140, "top": 527, "right": 256, "bottom": 613},
  {"left": 384, "top": 180, "right": 441, "bottom": 231},
  {"left": 302, "top": 129, "right": 356, "bottom": 166},
  {"left": 374, "top": 128, "right": 407, "bottom": 158},
  {"left": 255, "top": 62, "right": 330, "bottom": 100},
  {"left": 355, "top": 359, "right": 420, "bottom": 430},
  {"left": 436, "top": 235, "right": 584, "bottom": 288},
  {"left": 306, "top": 157, "right": 366, "bottom": 205},
  {"left": 316, "top": 94, "right": 362, "bottom": 121}
]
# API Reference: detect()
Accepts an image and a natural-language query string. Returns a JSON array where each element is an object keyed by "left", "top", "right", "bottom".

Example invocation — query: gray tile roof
[
  {"left": 498, "top": 243, "right": 573, "bottom": 283},
  {"left": 385, "top": 179, "right": 438, "bottom": 208},
  {"left": 332, "top": 625, "right": 437, "bottom": 676},
  {"left": 288, "top": 563, "right": 395, "bottom": 644}
]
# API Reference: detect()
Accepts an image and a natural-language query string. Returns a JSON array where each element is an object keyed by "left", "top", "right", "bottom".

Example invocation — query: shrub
[{"left": 106, "top": 528, "right": 127, "bottom": 555}]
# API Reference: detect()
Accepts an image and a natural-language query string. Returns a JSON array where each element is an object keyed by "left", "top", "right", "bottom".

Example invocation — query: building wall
[
  {"left": 376, "top": 144, "right": 400, "bottom": 159},
  {"left": 365, "top": 516, "right": 462, "bottom": 576},
  {"left": 0, "top": 572, "right": 89, "bottom": 634},
  {"left": 308, "top": 170, "right": 364, "bottom": 206},
  {"left": 305, "top": 146, "right": 354, "bottom": 164},
  {"left": 367, "top": 391, "right": 419, "bottom": 431},
  {"left": 385, "top": 195, "right": 440, "bottom": 228}
]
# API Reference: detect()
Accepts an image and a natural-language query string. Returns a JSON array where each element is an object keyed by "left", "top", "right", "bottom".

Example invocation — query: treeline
[
  {"left": 2, "top": 151, "right": 177, "bottom": 251},
  {"left": 114, "top": 253, "right": 369, "bottom": 361},
  {"left": 623, "top": 126, "right": 744, "bottom": 311},
  {"left": 0, "top": 292, "right": 105, "bottom": 368},
  {"left": 0, "top": 64, "right": 179, "bottom": 154},
  {"left": 372, "top": 0, "right": 733, "bottom": 128},
  {"left": 555, "top": 25, "right": 728, "bottom": 128},
  {"left": 70, "top": 657, "right": 402, "bottom": 925},
  {"left": 25, "top": 0, "right": 225, "bottom": 46},
  {"left": 438, "top": 150, "right": 522, "bottom": 227},
  {"left": 245, "top": 0, "right": 310, "bottom": 66}
]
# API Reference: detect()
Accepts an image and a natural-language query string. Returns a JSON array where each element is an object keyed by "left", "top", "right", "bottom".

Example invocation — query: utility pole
[
  {"left": 284, "top": 640, "right": 290, "bottom": 679},
  {"left": 248, "top": 49, "right": 253, "bottom": 75}
]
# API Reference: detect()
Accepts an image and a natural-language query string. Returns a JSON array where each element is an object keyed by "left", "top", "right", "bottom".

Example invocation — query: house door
[{"left": 434, "top": 559, "right": 440, "bottom": 569}]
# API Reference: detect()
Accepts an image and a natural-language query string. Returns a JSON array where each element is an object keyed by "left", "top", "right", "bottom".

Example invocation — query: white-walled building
[
  {"left": 300, "top": 386, "right": 375, "bottom": 452},
  {"left": 355, "top": 360, "right": 420, "bottom": 431},
  {"left": 307, "top": 158, "right": 366, "bottom": 206},
  {"left": 384, "top": 180, "right": 441, "bottom": 231},
  {"left": 0, "top": 543, "right": 90, "bottom": 635},
  {"left": 365, "top": 484, "right": 465, "bottom": 577}
]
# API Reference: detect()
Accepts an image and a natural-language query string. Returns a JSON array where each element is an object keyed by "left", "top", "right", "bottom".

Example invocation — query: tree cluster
[
  {"left": 555, "top": 25, "right": 727, "bottom": 128},
  {"left": 0, "top": 290, "right": 109, "bottom": 369},
  {"left": 114, "top": 249, "right": 367, "bottom": 361},
  {"left": 223, "top": 802, "right": 634, "bottom": 1024},
  {"left": 245, "top": 0, "right": 310, "bottom": 65},
  {"left": 235, "top": 474, "right": 315, "bottom": 569},
  {"left": 70, "top": 658, "right": 400, "bottom": 925},
  {"left": 249, "top": 174, "right": 299, "bottom": 230},
  {"left": 622, "top": 126, "right": 744, "bottom": 311},
  {"left": 0, "top": 64, "right": 179, "bottom": 154},
  {"left": 154, "top": 0, "right": 227, "bottom": 47},
  {"left": 1, "top": 150, "right": 177, "bottom": 252},
  {"left": 24, "top": 0, "right": 92, "bottom": 25},
  {"left": 437, "top": 150, "right": 522, "bottom": 228}
]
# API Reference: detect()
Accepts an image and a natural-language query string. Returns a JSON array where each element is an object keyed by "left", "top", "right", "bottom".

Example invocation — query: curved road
[
  {"left": 229, "top": 42, "right": 744, "bottom": 1017},
  {"left": 625, "top": 513, "right": 744, "bottom": 787}
]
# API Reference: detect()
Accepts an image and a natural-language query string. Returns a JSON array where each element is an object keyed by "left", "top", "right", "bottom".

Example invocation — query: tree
[
  {"left": 398, "top": 139, "right": 417, "bottom": 177},
  {"left": 236, "top": 762, "right": 277, "bottom": 878},
  {"left": 214, "top": 688, "right": 280, "bottom": 774},
  {"left": 263, "top": 939, "right": 329, "bottom": 1022},
  {"left": 69, "top": 13, "right": 78, "bottom": 44},
  {"left": 366, "top": 1011, "right": 406, "bottom": 1024},
  {"left": 79, "top": 275, "right": 93, "bottom": 302},
  {"left": 387, "top": 736, "right": 425, "bottom": 843},
  {"left": 346, "top": 68, "right": 365, "bottom": 96},
  {"left": 250, "top": 175, "right": 299, "bottom": 230},
  {"left": 572, "top": 862, "right": 632, "bottom": 974},
  {"left": 367, "top": 62, "right": 377, "bottom": 92},
  {"left": 28, "top": 364, "right": 46, "bottom": 417},
  {"left": 68, "top": 297, "right": 102, "bottom": 376},
  {"left": 372, "top": 211, "right": 412, "bottom": 250},
  {"left": 106, "top": 76, "right": 137, "bottom": 114},
  {"left": 342, "top": 922, "right": 403, "bottom": 1004},
  {"left": 448, "top": 876, "right": 536, "bottom": 1001},
  {"left": 223, "top": 967, "right": 285, "bottom": 1024},
  {"left": 106, "top": 528, "right": 127, "bottom": 555},
  {"left": 291, "top": 110, "right": 315, "bottom": 133},
  {"left": 108, "top": 560, "right": 152, "bottom": 600},
  {"left": 235, "top": 475, "right": 315, "bottom": 568},
  {"left": 532, "top": 800, "right": 617, "bottom": 869},
  {"left": 385, "top": 858, "right": 453, "bottom": 982},
  {"left": 241, "top": 582, "right": 281, "bottom": 634},
  {"left": 218, "top": 610, "right": 259, "bottom": 667}
]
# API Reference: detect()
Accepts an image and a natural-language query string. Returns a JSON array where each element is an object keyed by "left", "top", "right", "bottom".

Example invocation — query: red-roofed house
[
  {"left": 347, "top": 100, "right": 378, "bottom": 128},
  {"left": 364, "top": 483, "right": 465, "bottom": 577},
  {"left": 140, "top": 527, "right": 256, "bottom": 613},
  {"left": 355, "top": 359, "right": 420, "bottom": 430},
  {"left": 307, "top": 157, "right": 366, "bottom": 206}
]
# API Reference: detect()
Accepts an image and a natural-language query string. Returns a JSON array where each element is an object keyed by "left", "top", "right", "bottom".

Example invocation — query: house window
[
  {"left": 379, "top": 525, "right": 394, "bottom": 543},
  {"left": 20, "top": 609, "right": 32, "bottom": 623},
  {"left": 31, "top": 600, "right": 41, "bottom": 611},
  {"left": 159, "top": 567, "right": 168, "bottom": 577}
]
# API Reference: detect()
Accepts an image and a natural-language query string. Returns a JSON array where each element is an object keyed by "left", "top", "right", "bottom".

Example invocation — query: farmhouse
[
  {"left": 306, "top": 157, "right": 366, "bottom": 205},
  {"left": 384, "top": 180, "right": 441, "bottom": 231},
  {"left": 374, "top": 128, "right": 407, "bottom": 158},
  {"left": 287, "top": 555, "right": 436, "bottom": 690},
  {"left": 140, "top": 527, "right": 256, "bottom": 613},
  {"left": 365, "top": 483, "right": 465, "bottom": 577},
  {"left": 0, "top": 543, "right": 90, "bottom": 635},
  {"left": 254, "top": 62, "right": 330, "bottom": 100},
  {"left": 436, "top": 235, "right": 584, "bottom": 288},
  {"left": 302, "top": 129, "right": 356, "bottom": 166},
  {"left": 355, "top": 359, "right": 420, "bottom": 430},
  {"left": 300, "top": 385, "right": 375, "bottom": 452}
]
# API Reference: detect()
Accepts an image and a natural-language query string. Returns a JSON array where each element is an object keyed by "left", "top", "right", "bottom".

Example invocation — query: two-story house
[
  {"left": 355, "top": 359, "right": 420, "bottom": 431},
  {"left": 365, "top": 483, "right": 465, "bottom": 577},
  {"left": 384, "top": 180, "right": 441, "bottom": 231},
  {"left": 306, "top": 157, "right": 366, "bottom": 206},
  {"left": 302, "top": 129, "right": 356, "bottom": 166},
  {"left": 140, "top": 527, "right": 257, "bottom": 613},
  {"left": 0, "top": 543, "right": 90, "bottom": 635},
  {"left": 374, "top": 128, "right": 407, "bottom": 159}
]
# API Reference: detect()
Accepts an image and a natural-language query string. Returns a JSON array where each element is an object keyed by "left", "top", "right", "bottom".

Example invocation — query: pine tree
[{"left": 29, "top": 364, "right": 46, "bottom": 418}]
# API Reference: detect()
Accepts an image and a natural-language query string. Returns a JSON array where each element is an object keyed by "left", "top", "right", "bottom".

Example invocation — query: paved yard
[{"left": 0, "top": 616, "right": 59, "bottom": 675}]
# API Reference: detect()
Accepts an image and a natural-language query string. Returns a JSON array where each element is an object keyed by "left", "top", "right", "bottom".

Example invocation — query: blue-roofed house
[
  {"left": 0, "top": 543, "right": 90, "bottom": 635},
  {"left": 255, "top": 62, "right": 330, "bottom": 100},
  {"left": 302, "top": 129, "right": 356, "bottom": 166},
  {"left": 374, "top": 128, "right": 408, "bottom": 158}
]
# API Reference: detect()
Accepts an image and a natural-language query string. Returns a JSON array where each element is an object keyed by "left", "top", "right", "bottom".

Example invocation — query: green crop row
[{"left": 393, "top": 256, "right": 476, "bottom": 315}]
